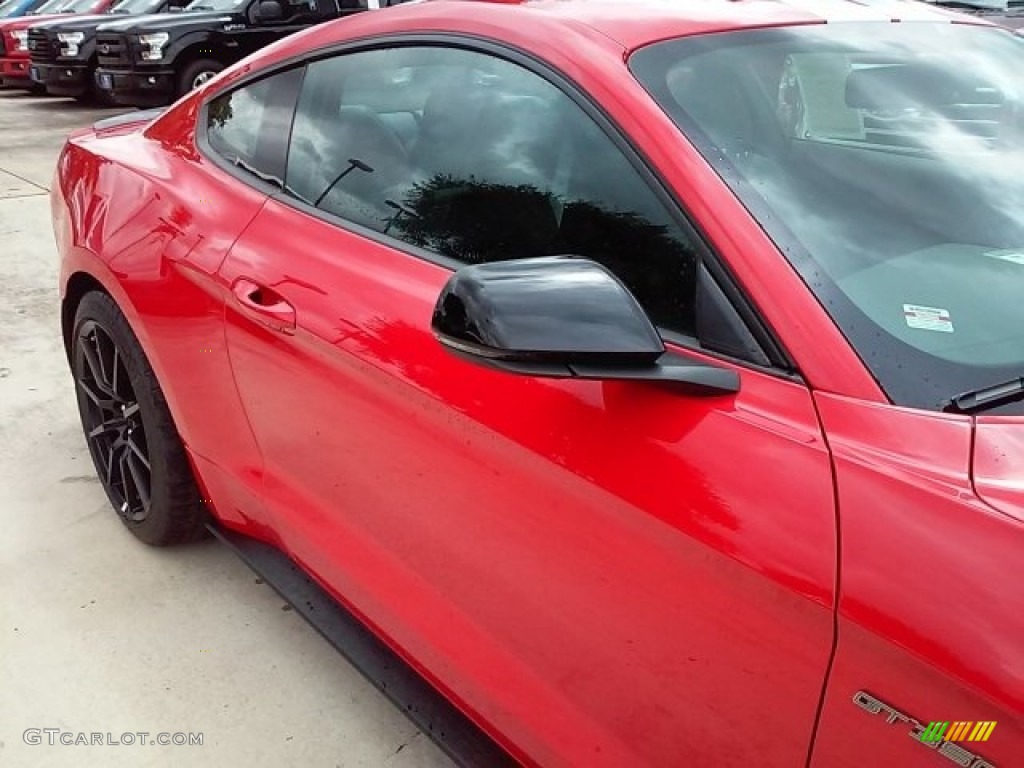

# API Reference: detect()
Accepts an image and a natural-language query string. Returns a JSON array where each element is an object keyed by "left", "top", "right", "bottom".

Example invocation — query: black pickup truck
[
  {"left": 28, "top": 0, "right": 189, "bottom": 103},
  {"left": 923, "top": 0, "right": 1024, "bottom": 29},
  {"left": 92, "top": 0, "right": 411, "bottom": 107}
]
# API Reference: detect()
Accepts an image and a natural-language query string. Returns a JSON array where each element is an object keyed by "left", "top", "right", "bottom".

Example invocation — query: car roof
[
  {"left": 407, "top": 0, "right": 973, "bottom": 51},
  {"left": 197, "top": 0, "right": 991, "bottom": 111}
]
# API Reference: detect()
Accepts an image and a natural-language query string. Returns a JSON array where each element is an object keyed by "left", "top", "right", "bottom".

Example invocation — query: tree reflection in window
[
  {"left": 207, "top": 98, "right": 233, "bottom": 129},
  {"left": 278, "top": 45, "right": 704, "bottom": 337},
  {"left": 388, "top": 174, "right": 697, "bottom": 333}
]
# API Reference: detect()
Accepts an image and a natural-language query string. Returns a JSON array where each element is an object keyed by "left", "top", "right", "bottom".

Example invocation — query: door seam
[{"left": 803, "top": 388, "right": 843, "bottom": 768}]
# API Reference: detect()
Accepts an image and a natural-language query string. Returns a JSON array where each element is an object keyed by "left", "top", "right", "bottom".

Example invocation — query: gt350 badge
[{"left": 853, "top": 691, "right": 996, "bottom": 767}]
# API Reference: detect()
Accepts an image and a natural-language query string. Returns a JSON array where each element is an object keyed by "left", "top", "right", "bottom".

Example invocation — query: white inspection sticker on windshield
[
  {"left": 903, "top": 304, "right": 954, "bottom": 333},
  {"left": 985, "top": 249, "right": 1024, "bottom": 265}
]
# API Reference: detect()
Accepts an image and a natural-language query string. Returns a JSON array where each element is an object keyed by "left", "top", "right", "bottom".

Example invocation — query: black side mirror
[
  {"left": 431, "top": 256, "right": 740, "bottom": 394},
  {"left": 253, "top": 0, "right": 284, "bottom": 22}
]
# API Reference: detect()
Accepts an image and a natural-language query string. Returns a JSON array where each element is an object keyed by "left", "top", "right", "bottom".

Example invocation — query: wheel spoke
[
  {"left": 88, "top": 421, "right": 118, "bottom": 440},
  {"left": 76, "top": 378, "right": 116, "bottom": 412},
  {"left": 80, "top": 338, "right": 117, "bottom": 399},
  {"left": 123, "top": 402, "right": 140, "bottom": 420},
  {"left": 93, "top": 331, "right": 109, "bottom": 388},
  {"left": 126, "top": 433, "right": 150, "bottom": 470},
  {"left": 79, "top": 339, "right": 104, "bottom": 387},
  {"left": 103, "top": 440, "right": 116, "bottom": 486},
  {"left": 117, "top": 446, "right": 131, "bottom": 500},
  {"left": 111, "top": 347, "right": 120, "bottom": 399},
  {"left": 126, "top": 451, "right": 151, "bottom": 513}
]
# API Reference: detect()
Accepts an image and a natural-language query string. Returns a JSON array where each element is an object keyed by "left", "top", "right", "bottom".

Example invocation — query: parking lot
[{"left": 0, "top": 89, "right": 453, "bottom": 768}]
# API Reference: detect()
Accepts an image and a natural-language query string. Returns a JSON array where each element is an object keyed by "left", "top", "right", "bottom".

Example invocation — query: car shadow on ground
[{"left": 0, "top": 89, "right": 132, "bottom": 112}]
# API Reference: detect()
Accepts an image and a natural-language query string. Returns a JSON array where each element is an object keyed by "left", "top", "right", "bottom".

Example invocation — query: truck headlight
[
  {"left": 138, "top": 32, "right": 168, "bottom": 61},
  {"left": 58, "top": 31, "right": 84, "bottom": 57},
  {"left": 11, "top": 30, "right": 27, "bottom": 52}
]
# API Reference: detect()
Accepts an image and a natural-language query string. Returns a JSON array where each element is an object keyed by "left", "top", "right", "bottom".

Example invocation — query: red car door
[{"left": 215, "top": 46, "right": 837, "bottom": 767}]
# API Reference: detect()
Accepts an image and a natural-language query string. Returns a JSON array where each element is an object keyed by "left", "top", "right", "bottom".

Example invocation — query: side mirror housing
[
  {"left": 431, "top": 256, "right": 740, "bottom": 394},
  {"left": 253, "top": 0, "right": 284, "bottom": 22}
]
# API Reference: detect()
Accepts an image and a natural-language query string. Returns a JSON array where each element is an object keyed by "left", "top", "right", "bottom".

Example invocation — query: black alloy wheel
[
  {"left": 75, "top": 319, "right": 152, "bottom": 522},
  {"left": 71, "top": 291, "right": 207, "bottom": 545}
]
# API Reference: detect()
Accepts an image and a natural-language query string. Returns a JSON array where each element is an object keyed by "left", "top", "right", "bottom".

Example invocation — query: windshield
[
  {"left": 43, "top": 0, "right": 100, "bottom": 12},
  {"left": 632, "top": 23, "right": 1024, "bottom": 412},
  {"left": 184, "top": 0, "right": 237, "bottom": 11},
  {"left": 0, "top": 0, "right": 25, "bottom": 18},
  {"left": 29, "top": 0, "right": 73, "bottom": 13},
  {"left": 107, "top": 0, "right": 163, "bottom": 12}
]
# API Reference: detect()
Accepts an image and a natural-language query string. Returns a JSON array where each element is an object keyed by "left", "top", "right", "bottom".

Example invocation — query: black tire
[
  {"left": 177, "top": 58, "right": 224, "bottom": 99},
  {"left": 72, "top": 291, "right": 207, "bottom": 546}
]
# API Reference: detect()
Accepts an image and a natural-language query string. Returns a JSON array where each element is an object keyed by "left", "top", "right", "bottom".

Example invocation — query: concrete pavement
[{"left": 0, "top": 89, "right": 455, "bottom": 768}]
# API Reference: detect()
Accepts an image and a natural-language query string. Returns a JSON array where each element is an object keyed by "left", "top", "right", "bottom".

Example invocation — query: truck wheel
[
  {"left": 178, "top": 59, "right": 223, "bottom": 98},
  {"left": 72, "top": 291, "right": 208, "bottom": 546}
]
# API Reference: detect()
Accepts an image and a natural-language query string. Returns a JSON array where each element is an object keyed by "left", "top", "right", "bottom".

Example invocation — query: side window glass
[
  {"left": 285, "top": 47, "right": 699, "bottom": 336},
  {"left": 282, "top": 0, "right": 323, "bottom": 20},
  {"left": 206, "top": 67, "right": 304, "bottom": 184}
]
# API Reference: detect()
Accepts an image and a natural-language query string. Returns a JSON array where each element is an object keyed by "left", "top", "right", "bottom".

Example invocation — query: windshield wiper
[{"left": 942, "top": 377, "right": 1024, "bottom": 414}]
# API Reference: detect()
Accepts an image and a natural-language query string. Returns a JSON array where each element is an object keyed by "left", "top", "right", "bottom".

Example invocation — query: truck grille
[
  {"left": 27, "top": 29, "right": 59, "bottom": 63},
  {"left": 96, "top": 33, "right": 131, "bottom": 68}
]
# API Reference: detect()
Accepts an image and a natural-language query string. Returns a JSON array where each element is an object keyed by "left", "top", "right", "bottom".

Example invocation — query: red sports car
[{"left": 51, "top": 0, "right": 1024, "bottom": 765}]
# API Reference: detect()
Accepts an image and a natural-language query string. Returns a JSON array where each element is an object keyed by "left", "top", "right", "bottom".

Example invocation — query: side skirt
[{"left": 208, "top": 524, "right": 518, "bottom": 768}]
